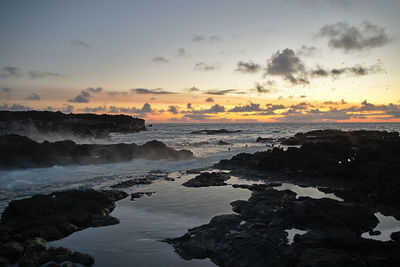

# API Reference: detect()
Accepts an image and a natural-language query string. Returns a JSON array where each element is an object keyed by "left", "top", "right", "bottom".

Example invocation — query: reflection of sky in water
[
  {"left": 362, "top": 212, "right": 400, "bottom": 242},
  {"left": 285, "top": 228, "right": 307, "bottom": 245},
  {"left": 274, "top": 183, "right": 343, "bottom": 201},
  {"left": 50, "top": 171, "right": 251, "bottom": 267}
]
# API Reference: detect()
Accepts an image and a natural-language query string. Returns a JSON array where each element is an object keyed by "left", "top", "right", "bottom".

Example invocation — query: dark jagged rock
[
  {"left": 0, "top": 134, "right": 193, "bottom": 169},
  {"left": 278, "top": 129, "right": 399, "bottom": 146},
  {"left": 166, "top": 189, "right": 399, "bottom": 267},
  {"left": 216, "top": 140, "right": 231, "bottom": 146},
  {"left": 190, "top": 129, "right": 241, "bottom": 134},
  {"left": 0, "top": 189, "right": 128, "bottom": 242},
  {"left": 69, "top": 251, "right": 95, "bottom": 266},
  {"left": 256, "top": 137, "right": 274, "bottom": 143},
  {"left": 130, "top": 192, "right": 155, "bottom": 201},
  {"left": 182, "top": 172, "right": 230, "bottom": 187},
  {"left": 0, "top": 110, "right": 146, "bottom": 139},
  {"left": 110, "top": 173, "right": 169, "bottom": 188},
  {"left": 215, "top": 130, "right": 400, "bottom": 212},
  {"left": 0, "top": 189, "right": 125, "bottom": 265},
  {"left": 231, "top": 183, "right": 281, "bottom": 192}
]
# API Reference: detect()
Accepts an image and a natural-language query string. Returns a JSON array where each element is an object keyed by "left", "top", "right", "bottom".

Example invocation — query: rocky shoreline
[
  {"left": 0, "top": 110, "right": 146, "bottom": 140},
  {"left": 2, "top": 129, "right": 400, "bottom": 266},
  {"left": 167, "top": 130, "right": 400, "bottom": 266},
  {"left": 0, "top": 134, "right": 193, "bottom": 169}
]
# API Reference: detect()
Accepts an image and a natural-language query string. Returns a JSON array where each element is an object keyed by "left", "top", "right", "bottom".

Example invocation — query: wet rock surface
[
  {"left": 0, "top": 189, "right": 127, "bottom": 265},
  {"left": 131, "top": 192, "right": 156, "bottom": 201},
  {"left": 215, "top": 130, "right": 400, "bottom": 215},
  {"left": 167, "top": 188, "right": 400, "bottom": 267},
  {"left": 0, "top": 134, "right": 193, "bottom": 169},
  {"left": 182, "top": 172, "right": 230, "bottom": 187},
  {"left": 0, "top": 110, "right": 146, "bottom": 139},
  {"left": 168, "top": 130, "right": 400, "bottom": 266},
  {"left": 216, "top": 140, "right": 232, "bottom": 146},
  {"left": 190, "top": 129, "right": 241, "bottom": 134}
]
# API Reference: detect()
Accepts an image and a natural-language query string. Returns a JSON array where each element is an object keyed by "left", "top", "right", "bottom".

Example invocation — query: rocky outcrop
[
  {"left": 0, "top": 110, "right": 146, "bottom": 139},
  {"left": 167, "top": 188, "right": 399, "bottom": 267},
  {"left": 0, "top": 189, "right": 128, "bottom": 265},
  {"left": 215, "top": 130, "right": 400, "bottom": 213},
  {"left": 190, "top": 129, "right": 241, "bottom": 134},
  {"left": 0, "top": 134, "right": 194, "bottom": 169},
  {"left": 182, "top": 172, "right": 230, "bottom": 187}
]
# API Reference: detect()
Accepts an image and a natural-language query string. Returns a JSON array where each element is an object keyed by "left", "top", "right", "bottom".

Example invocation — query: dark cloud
[
  {"left": 176, "top": 48, "right": 188, "bottom": 57},
  {"left": 68, "top": 87, "right": 102, "bottom": 103},
  {"left": 311, "top": 64, "right": 383, "bottom": 78},
  {"left": 70, "top": 40, "right": 92, "bottom": 49},
  {"left": 186, "top": 86, "right": 200, "bottom": 92},
  {"left": 114, "top": 103, "right": 153, "bottom": 115},
  {"left": 235, "top": 61, "right": 261, "bottom": 74},
  {"left": 152, "top": 57, "right": 169, "bottom": 63},
  {"left": 229, "top": 103, "right": 263, "bottom": 112},
  {"left": 265, "top": 49, "right": 308, "bottom": 85},
  {"left": 187, "top": 103, "right": 192, "bottom": 109},
  {"left": 0, "top": 66, "right": 62, "bottom": 79},
  {"left": 28, "top": 71, "right": 63, "bottom": 79},
  {"left": 0, "top": 66, "right": 22, "bottom": 78},
  {"left": 193, "top": 62, "right": 220, "bottom": 71},
  {"left": 205, "top": 97, "right": 214, "bottom": 102},
  {"left": 0, "top": 103, "right": 33, "bottom": 111},
  {"left": 316, "top": 21, "right": 390, "bottom": 52},
  {"left": 192, "top": 35, "right": 222, "bottom": 43},
  {"left": 130, "top": 88, "right": 175, "bottom": 94},
  {"left": 82, "top": 106, "right": 106, "bottom": 113},
  {"left": 62, "top": 104, "right": 74, "bottom": 113},
  {"left": 26, "top": 93, "right": 41, "bottom": 100},
  {"left": 168, "top": 105, "right": 179, "bottom": 114},
  {"left": 255, "top": 83, "right": 270, "bottom": 93},
  {"left": 296, "top": 45, "right": 318, "bottom": 57},
  {"left": 205, "top": 89, "right": 236, "bottom": 95}
]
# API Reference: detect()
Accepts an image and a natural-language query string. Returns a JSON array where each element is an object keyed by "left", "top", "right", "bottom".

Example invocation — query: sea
[{"left": 1, "top": 123, "right": 400, "bottom": 266}]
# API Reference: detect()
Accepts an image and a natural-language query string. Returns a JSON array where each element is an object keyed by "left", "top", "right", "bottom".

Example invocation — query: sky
[{"left": 0, "top": 0, "right": 400, "bottom": 123}]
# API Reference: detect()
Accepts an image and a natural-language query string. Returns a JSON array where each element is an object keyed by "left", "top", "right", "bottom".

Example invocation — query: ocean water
[{"left": 1, "top": 123, "right": 400, "bottom": 266}]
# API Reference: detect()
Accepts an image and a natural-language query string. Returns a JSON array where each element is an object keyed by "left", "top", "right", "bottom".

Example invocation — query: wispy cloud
[
  {"left": 26, "top": 93, "right": 41, "bottom": 100},
  {"left": 130, "top": 88, "right": 175, "bottom": 94},
  {"left": 235, "top": 61, "right": 261, "bottom": 74},
  {"left": 193, "top": 62, "right": 221, "bottom": 71},
  {"left": 205, "top": 89, "right": 236, "bottom": 95},
  {"left": 152, "top": 56, "right": 169, "bottom": 63},
  {"left": 70, "top": 40, "right": 92, "bottom": 49}
]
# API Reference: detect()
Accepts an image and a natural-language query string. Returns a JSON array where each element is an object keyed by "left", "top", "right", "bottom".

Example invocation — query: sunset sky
[{"left": 1, "top": 0, "right": 399, "bottom": 122}]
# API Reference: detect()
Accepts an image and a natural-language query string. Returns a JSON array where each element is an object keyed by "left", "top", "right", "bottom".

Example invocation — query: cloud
[
  {"left": 82, "top": 106, "right": 106, "bottom": 113},
  {"left": 187, "top": 103, "right": 192, "bottom": 109},
  {"left": 192, "top": 35, "right": 222, "bottom": 43},
  {"left": 235, "top": 61, "right": 261, "bottom": 74},
  {"left": 152, "top": 57, "right": 169, "bottom": 63},
  {"left": 205, "top": 97, "right": 214, "bottom": 102},
  {"left": 316, "top": 21, "right": 390, "bottom": 52},
  {"left": 26, "top": 93, "right": 41, "bottom": 100},
  {"left": 0, "top": 103, "right": 33, "bottom": 111},
  {"left": 107, "top": 91, "right": 128, "bottom": 96},
  {"left": 70, "top": 40, "right": 92, "bottom": 49},
  {"left": 176, "top": 48, "right": 188, "bottom": 57},
  {"left": 229, "top": 103, "right": 263, "bottom": 112},
  {"left": 310, "top": 64, "right": 383, "bottom": 78},
  {"left": 28, "top": 71, "right": 63, "bottom": 79},
  {"left": 265, "top": 49, "right": 308, "bottom": 85},
  {"left": 62, "top": 104, "right": 74, "bottom": 113},
  {"left": 0, "top": 66, "right": 22, "bottom": 78},
  {"left": 183, "top": 114, "right": 214, "bottom": 121},
  {"left": 296, "top": 45, "right": 318, "bottom": 57},
  {"left": 186, "top": 86, "right": 200, "bottom": 92},
  {"left": 109, "top": 103, "right": 153, "bottom": 116},
  {"left": 68, "top": 87, "right": 102, "bottom": 103},
  {"left": 194, "top": 62, "right": 220, "bottom": 71},
  {"left": 130, "top": 88, "right": 175, "bottom": 94},
  {"left": 0, "top": 66, "right": 62, "bottom": 79},
  {"left": 168, "top": 105, "right": 179, "bottom": 114},
  {"left": 205, "top": 89, "right": 236, "bottom": 95},
  {"left": 255, "top": 83, "right": 270, "bottom": 93}
]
